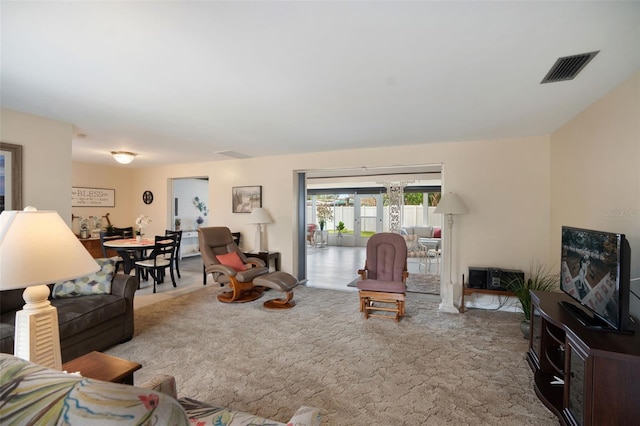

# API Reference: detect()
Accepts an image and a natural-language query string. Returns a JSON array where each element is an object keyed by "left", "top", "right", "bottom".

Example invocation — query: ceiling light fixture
[{"left": 111, "top": 151, "right": 137, "bottom": 164}]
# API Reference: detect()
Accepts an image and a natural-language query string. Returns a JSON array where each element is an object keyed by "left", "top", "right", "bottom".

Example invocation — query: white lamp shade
[
  {"left": 0, "top": 208, "right": 100, "bottom": 290},
  {"left": 248, "top": 207, "right": 273, "bottom": 224},
  {"left": 433, "top": 192, "right": 468, "bottom": 215}
]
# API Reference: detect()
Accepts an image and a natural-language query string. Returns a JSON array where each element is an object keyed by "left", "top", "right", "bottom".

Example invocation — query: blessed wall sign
[{"left": 72, "top": 187, "right": 115, "bottom": 207}]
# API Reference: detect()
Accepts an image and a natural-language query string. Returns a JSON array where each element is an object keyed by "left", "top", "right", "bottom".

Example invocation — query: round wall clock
[{"left": 142, "top": 190, "right": 154, "bottom": 204}]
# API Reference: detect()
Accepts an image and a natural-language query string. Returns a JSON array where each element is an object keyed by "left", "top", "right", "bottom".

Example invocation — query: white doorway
[
  {"left": 301, "top": 164, "right": 443, "bottom": 286},
  {"left": 170, "top": 177, "right": 209, "bottom": 258}
]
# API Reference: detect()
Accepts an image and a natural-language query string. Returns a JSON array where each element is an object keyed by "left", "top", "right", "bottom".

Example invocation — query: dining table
[{"left": 102, "top": 238, "right": 157, "bottom": 275}]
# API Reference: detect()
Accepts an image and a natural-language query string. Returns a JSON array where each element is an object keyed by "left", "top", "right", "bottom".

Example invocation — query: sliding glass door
[{"left": 354, "top": 193, "right": 382, "bottom": 247}]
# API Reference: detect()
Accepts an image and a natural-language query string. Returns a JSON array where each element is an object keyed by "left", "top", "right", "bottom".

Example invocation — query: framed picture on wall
[
  {"left": 0, "top": 142, "right": 23, "bottom": 213},
  {"left": 232, "top": 185, "right": 262, "bottom": 213}
]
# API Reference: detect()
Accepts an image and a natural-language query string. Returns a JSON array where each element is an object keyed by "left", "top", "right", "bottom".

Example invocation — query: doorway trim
[{"left": 296, "top": 163, "right": 443, "bottom": 284}]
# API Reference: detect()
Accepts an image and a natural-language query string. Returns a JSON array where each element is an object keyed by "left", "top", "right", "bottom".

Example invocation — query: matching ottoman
[{"left": 253, "top": 271, "right": 299, "bottom": 309}]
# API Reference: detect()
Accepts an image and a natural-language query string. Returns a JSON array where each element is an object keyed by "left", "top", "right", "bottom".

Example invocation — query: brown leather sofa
[{"left": 0, "top": 274, "right": 137, "bottom": 362}]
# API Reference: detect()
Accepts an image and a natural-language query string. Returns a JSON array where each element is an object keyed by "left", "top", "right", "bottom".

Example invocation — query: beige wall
[
  {"left": 71, "top": 162, "right": 136, "bottom": 231},
  {"left": 1, "top": 108, "right": 74, "bottom": 224},
  {"left": 550, "top": 71, "right": 640, "bottom": 281},
  {"left": 7, "top": 71, "right": 637, "bottom": 311},
  {"left": 117, "top": 135, "right": 551, "bottom": 307}
]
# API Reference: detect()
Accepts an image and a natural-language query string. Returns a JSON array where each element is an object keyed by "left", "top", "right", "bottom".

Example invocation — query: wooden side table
[
  {"left": 62, "top": 351, "right": 141, "bottom": 385},
  {"left": 244, "top": 251, "right": 280, "bottom": 272},
  {"left": 459, "top": 287, "right": 515, "bottom": 313}
]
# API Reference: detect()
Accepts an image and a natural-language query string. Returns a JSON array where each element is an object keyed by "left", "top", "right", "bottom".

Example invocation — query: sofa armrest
[
  {"left": 111, "top": 274, "right": 138, "bottom": 339},
  {"left": 0, "top": 353, "right": 189, "bottom": 425},
  {"left": 140, "top": 374, "right": 179, "bottom": 399},
  {"left": 111, "top": 274, "right": 138, "bottom": 299},
  {"left": 244, "top": 256, "right": 266, "bottom": 267},
  {"left": 358, "top": 269, "right": 367, "bottom": 280},
  {"left": 206, "top": 264, "right": 237, "bottom": 276},
  {"left": 287, "top": 406, "right": 322, "bottom": 426}
]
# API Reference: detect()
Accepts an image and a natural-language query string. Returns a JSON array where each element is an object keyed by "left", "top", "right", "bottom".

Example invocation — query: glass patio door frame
[{"left": 354, "top": 193, "right": 383, "bottom": 247}]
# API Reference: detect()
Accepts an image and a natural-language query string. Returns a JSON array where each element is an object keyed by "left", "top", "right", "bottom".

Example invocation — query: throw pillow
[
  {"left": 52, "top": 257, "right": 115, "bottom": 298},
  {"left": 434, "top": 227, "right": 442, "bottom": 238},
  {"left": 216, "top": 252, "right": 247, "bottom": 272}
]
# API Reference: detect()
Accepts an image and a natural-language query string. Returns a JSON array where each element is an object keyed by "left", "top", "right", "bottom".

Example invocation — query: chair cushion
[
  {"left": 413, "top": 226, "right": 434, "bottom": 238},
  {"left": 52, "top": 258, "right": 115, "bottom": 299},
  {"left": 53, "top": 294, "right": 126, "bottom": 339},
  {"left": 179, "top": 397, "right": 270, "bottom": 426},
  {"left": 253, "top": 271, "right": 299, "bottom": 292},
  {"left": 357, "top": 279, "right": 406, "bottom": 294},
  {"left": 235, "top": 266, "right": 269, "bottom": 282},
  {"left": 365, "top": 233, "right": 408, "bottom": 282},
  {"left": 135, "top": 258, "right": 171, "bottom": 268},
  {"left": 216, "top": 252, "right": 247, "bottom": 272}
]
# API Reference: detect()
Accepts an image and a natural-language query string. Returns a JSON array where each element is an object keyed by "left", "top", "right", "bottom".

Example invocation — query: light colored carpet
[
  {"left": 105, "top": 283, "right": 555, "bottom": 425},
  {"left": 407, "top": 273, "right": 440, "bottom": 295}
]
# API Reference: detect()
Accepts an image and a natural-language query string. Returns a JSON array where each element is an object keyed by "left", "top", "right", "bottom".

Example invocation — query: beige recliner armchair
[{"left": 198, "top": 226, "right": 269, "bottom": 303}]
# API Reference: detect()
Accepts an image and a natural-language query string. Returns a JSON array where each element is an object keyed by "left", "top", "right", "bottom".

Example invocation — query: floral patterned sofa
[{"left": 0, "top": 353, "right": 321, "bottom": 425}]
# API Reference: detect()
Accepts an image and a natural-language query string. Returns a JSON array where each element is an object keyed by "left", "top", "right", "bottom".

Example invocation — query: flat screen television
[{"left": 560, "top": 226, "right": 632, "bottom": 333}]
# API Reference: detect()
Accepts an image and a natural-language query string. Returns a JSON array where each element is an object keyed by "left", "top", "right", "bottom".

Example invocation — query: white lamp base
[
  {"left": 438, "top": 214, "right": 460, "bottom": 314},
  {"left": 255, "top": 223, "right": 264, "bottom": 252},
  {"left": 14, "top": 285, "right": 62, "bottom": 370}
]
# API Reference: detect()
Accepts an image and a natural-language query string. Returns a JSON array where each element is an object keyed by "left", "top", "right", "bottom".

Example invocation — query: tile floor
[{"left": 305, "top": 245, "right": 440, "bottom": 290}]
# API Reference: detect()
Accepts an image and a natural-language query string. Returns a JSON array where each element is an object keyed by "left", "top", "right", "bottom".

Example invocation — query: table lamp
[
  {"left": 0, "top": 207, "right": 99, "bottom": 369},
  {"left": 248, "top": 207, "right": 273, "bottom": 252}
]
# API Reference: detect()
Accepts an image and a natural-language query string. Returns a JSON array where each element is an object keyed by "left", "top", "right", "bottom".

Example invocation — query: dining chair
[
  {"left": 113, "top": 226, "right": 134, "bottom": 238},
  {"left": 134, "top": 235, "right": 178, "bottom": 293},
  {"left": 165, "top": 230, "right": 183, "bottom": 278}
]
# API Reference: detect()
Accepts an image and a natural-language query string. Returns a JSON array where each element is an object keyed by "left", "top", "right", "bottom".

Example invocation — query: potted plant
[
  {"left": 507, "top": 261, "right": 558, "bottom": 339},
  {"left": 336, "top": 221, "right": 346, "bottom": 246},
  {"left": 135, "top": 214, "right": 151, "bottom": 242},
  {"left": 105, "top": 224, "right": 116, "bottom": 236},
  {"left": 316, "top": 204, "right": 333, "bottom": 231}
]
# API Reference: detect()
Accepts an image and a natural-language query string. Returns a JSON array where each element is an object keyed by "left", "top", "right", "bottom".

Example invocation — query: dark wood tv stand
[{"left": 529, "top": 291, "right": 640, "bottom": 425}]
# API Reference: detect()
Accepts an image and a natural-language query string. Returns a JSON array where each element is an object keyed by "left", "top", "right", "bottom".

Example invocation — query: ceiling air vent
[
  {"left": 214, "top": 150, "right": 250, "bottom": 159},
  {"left": 541, "top": 51, "right": 599, "bottom": 84}
]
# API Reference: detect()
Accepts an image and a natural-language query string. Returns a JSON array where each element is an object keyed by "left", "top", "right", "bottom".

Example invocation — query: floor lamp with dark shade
[
  {"left": 433, "top": 192, "right": 468, "bottom": 313},
  {"left": 0, "top": 207, "right": 99, "bottom": 369}
]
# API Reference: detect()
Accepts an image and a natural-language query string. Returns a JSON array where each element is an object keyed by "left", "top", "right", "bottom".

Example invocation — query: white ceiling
[{"left": 2, "top": 1, "right": 639, "bottom": 168}]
